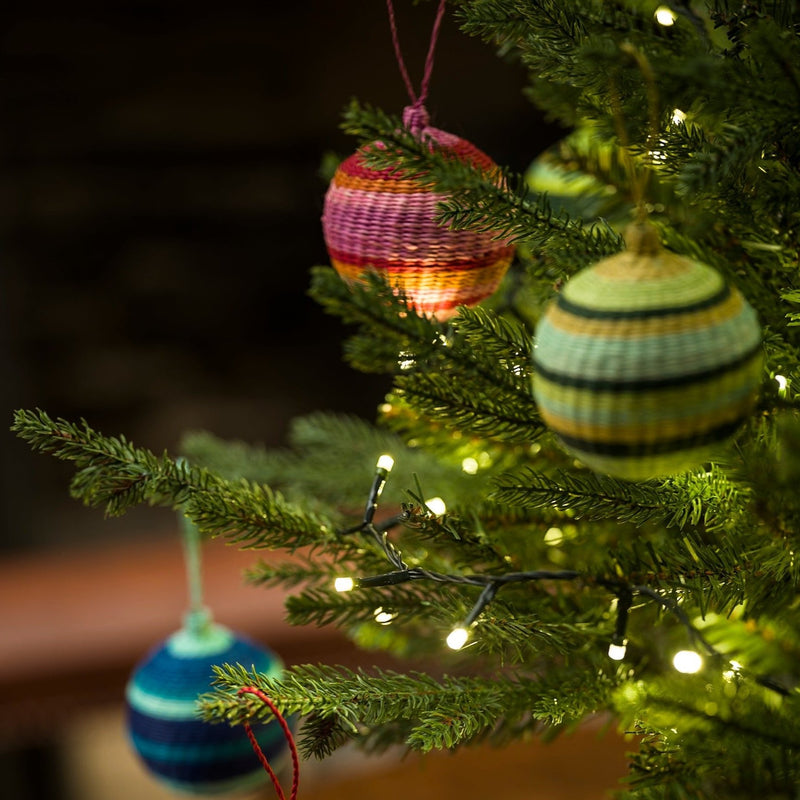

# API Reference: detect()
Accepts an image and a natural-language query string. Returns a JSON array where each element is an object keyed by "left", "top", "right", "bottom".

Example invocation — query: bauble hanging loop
[{"left": 532, "top": 221, "right": 763, "bottom": 480}]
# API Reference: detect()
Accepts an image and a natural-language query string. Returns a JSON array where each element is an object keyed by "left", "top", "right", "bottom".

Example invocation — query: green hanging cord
[
  {"left": 608, "top": 43, "right": 663, "bottom": 225},
  {"left": 172, "top": 491, "right": 233, "bottom": 654},
  {"left": 621, "top": 42, "right": 661, "bottom": 218},
  {"left": 607, "top": 76, "right": 643, "bottom": 217},
  {"left": 180, "top": 512, "right": 210, "bottom": 633},
  {"left": 174, "top": 506, "right": 233, "bottom": 654},
  {"left": 175, "top": 455, "right": 218, "bottom": 641}
]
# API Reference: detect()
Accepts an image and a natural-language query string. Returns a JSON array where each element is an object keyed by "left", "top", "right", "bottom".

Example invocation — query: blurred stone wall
[{"left": 1, "top": 0, "right": 561, "bottom": 550}]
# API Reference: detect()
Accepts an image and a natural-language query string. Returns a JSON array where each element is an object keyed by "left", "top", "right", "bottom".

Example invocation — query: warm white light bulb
[
  {"left": 397, "top": 352, "right": 415, "bottom": 371},
  {"left": 655, "top": 5, "right": 677, "bottom": 25},
  {"left": 425, "top": 497, "right": 447, "bottom": 516},
  {"left": 673, "top": 649, "right": 703, "bottom": 674},
  {"left": 334, "top": 577, "right": 355, "bottom": 593},
  {"left": 461, "top": 457, "right": 479, "bottom": 475},
  {"left": 544, "top": 527, "right": 564, "bottom": 546},
  {"left": 608, "top": 642, "right": 627, "bottom": 661},
  {"left": 672, "top": 108, "right": 686, "bottom": 124},
  {"left": 373, "top": 607, "right": 397, "bottom": 625},
  {"left": 722, "top": 660, "right": 743, "bottom": 682},
  {"left": 376, "top": 454, "right": 395, "bottom": 472},
  {"left": 446, "top": 627, "right": 469, "bottom": 651},
  {"left": 776, "top": 374, "right": 788, "bottom": 392}
]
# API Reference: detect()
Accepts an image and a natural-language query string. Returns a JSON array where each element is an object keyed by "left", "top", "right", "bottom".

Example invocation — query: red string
[
  {"left": 386, "top": 0, "right": 448, "bottom": 107},
  {"left": 238, "top": 686, "right": 300, "bottom": 800},
  {"left": 418, "top": 0, "right": 447, "bottom": 107}
]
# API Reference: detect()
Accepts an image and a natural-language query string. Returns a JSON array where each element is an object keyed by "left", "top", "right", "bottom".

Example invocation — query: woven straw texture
[
  {"left": 532, "top": 224, "right": 762, "bottom": 480},
  {"left": 126, "top": 623, "right": 287, "bottom": 796},
  {"left": 322, "top": 118, "right": 514, "bottom": 319}
]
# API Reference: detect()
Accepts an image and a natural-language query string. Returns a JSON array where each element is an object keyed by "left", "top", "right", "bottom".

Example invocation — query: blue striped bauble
[
  {"left": 125, "top": 613, "right": 289, "bottom": 795},
  {"left": 533, "top": 222, "right": 763, "bottom": 480}
]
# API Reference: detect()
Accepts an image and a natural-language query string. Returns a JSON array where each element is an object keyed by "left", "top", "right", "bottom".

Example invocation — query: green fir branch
[
  {"left": 490, "top": 466, "right": 747, "bottom": 532},
  {"left": 617, "top": 673, "right": 800, "bottom": 798},
  {"left": 283, "top": 582, "right": 466, "bottom": 631},
  {"left": 394, "top": 371, "right": 542, "bottom": 443},
  {"left": 12, "top": 409, "right": 202, "bottom": 515},
  {"left": 179, "top": 430, "right": 298, "bottom": 485},
  {"left": 12, "top": 409, "right": 334, "bottom": 550},
  {"left": 200, "top": 662, "right": 620, "bottom": 757},
  {"left": 311, "top": 267, "right": 544, "bottom": 442},
  {"left": 245, "top": 558, "right": 342, "bottom": 591},
  {"left": 186, "top": 480, "right": 333, "bottom": 551},
  {"left": 450, "top": 305, "right": 533, "bottom": 383},
  {"left": 309, "top": 265, "right": 447, "bottom": 375}
]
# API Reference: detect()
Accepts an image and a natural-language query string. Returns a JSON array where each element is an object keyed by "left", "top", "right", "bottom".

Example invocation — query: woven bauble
[
  {"left": 322, "top": 105, "right": 515, "bottom": 319},
  {"left": 533, "top": 222, "right": 763, "bottom": 480},
  {"left": 126, "top": 613, "right": 288, "bottom": 796},
  {"left": 524, "top": 125, "right": 632, "bottom": 229}
]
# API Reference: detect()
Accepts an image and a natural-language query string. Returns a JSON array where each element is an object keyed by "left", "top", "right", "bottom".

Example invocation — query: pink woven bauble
[{"left": 322, "top": 106, "right": 515, "bottom": 319}]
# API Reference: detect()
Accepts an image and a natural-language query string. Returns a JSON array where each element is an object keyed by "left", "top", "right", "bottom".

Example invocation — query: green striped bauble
[
  {"left": 532, "top": 222, "right": 763, "bottom": 480},
  {"left": 125, "top": 612, "right": 288, "bottom": 795}
]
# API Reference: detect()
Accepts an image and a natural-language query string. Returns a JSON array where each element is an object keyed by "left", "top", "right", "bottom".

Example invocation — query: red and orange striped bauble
[{"left": 322, "top": 105, "right": 515, "bottom": 319}]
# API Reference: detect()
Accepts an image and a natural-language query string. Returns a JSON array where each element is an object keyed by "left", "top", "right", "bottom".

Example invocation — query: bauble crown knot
[{"left": 402, "top": 103, "right": 431, "bottom": 135}]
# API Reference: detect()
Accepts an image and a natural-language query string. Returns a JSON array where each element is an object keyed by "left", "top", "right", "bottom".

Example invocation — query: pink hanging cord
[
  {"left": 238, "top": 686, "right": 300, "bottom": 800},
  {"left": 386, "top": 0, "right": 448, "bottom": 133}
]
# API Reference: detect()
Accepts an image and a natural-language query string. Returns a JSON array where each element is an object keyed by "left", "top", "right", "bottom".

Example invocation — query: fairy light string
[
  {"left": 608, "top": 586, "right": 632, "bottom": 660},
  {"left": 335, "top": 455, "right": 792, "bottom": 696}
]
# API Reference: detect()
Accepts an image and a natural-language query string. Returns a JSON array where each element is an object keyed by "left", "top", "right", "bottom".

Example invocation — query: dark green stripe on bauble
[
  {"left": 534, "top": 339, "right": 762, "bottom": 393},
  {"left": 556, "top": 282, "right": 731, "bottom": 320}
]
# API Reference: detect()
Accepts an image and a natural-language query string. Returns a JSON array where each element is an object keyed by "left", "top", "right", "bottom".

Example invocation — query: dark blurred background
[
  {"left": 1, "top": 0, "right": 560, "bottom": 554},
  {"left": 0, "top": 4, "right": 573, "bottom": 798}
]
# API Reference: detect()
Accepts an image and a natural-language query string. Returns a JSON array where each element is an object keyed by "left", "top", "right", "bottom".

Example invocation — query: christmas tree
[{"left": 12, "top": 1, "right": 800, "bottom": 797}]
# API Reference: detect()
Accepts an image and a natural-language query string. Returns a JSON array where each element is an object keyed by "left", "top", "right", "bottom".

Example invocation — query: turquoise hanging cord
[
  {"left": 172, "top": 509, "right": 234, "bottom": 654},
  {"left": 180, "top": 512, "right": 209, "bottom": 634},
  {"left": 176, "top": 454, "right": 215, "bottom": 637}
]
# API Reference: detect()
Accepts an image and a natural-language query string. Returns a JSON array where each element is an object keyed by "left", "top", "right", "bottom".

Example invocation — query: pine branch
[
  {"left": 311, "top": 267, "right": 544, "bottom": 443},
  {"left": 394, "top": 371, "right": 542, "bottom": 444},
  {"left": 12, "top": 408, "right": 202, "bottom": 515},
  {"left": 179, "top": 430, "right": 297, "bottom": 484},
  {"left": 398, "top": 499, "right": 510, "bottom": 568},
  {"left": 309, "top": 265, "right": 448, "bottom": 376},
  {"left": 12, "top": 409, "right": 334, "bottom": 550},
  {"left": 458, "top": 0, "right": 700, "bottom": 131},
  {"left": 617, "top": 673, "right": 800, "bottom": 798},
  {"left": 282, "top": 582, "right": 468, "bottom": 632},
  {"left": 490, "top": 466, "right": 748, "bottom": 532},
  {"left": 282, "top": 577, "right": 600, "bottom": 665},
  {"left": 245, "top": 558, "right": 344, "bottom": 591},
  {"left": 200, "top": 663, "right": 621, "bottom": 757},
  {"left": 187, "top": 480, "right": 334, "bottom": 551},
  {"left": 451, "top": 305, "right": 533, "bottom": 385}
]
